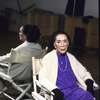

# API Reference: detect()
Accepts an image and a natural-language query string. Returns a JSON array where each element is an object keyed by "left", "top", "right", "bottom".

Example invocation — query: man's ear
[{"left": 24, "top": 34, "right": 27, "bottom": 39}]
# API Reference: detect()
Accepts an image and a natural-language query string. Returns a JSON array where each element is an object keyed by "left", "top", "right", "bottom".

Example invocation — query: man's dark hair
[{"left": 23, "top": 25, "right": 41, "bottom": 42}]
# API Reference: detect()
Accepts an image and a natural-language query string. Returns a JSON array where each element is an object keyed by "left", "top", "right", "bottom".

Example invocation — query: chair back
[
  {"left": 32, "top": 47, "right": 48, "bottom": 76},
  {"left": 9, "top": 47, "right": 48, "bottom": 64},
  {"left": 32, "top": 48, "right": 48, "bottom": 93},
  {"left": 32, "top": 57, "right": 43, "bottom": 76}
]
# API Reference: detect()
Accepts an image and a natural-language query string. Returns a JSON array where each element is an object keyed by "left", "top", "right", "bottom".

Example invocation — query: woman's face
[
  {"left": 54, "top": 34, "right": 69, "bottom": 55},
  {"left": 19, "top": 26, "right": 26, "bottom": 41}
]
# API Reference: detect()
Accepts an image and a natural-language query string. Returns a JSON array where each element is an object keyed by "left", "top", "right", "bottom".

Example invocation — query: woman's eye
[
  {"left": 57, "top": 41, "right": 60, "bottom": 43},
  {"left": 64, "top": 40, "right": 68, "bottom": 43},
  {"left": 64, "top": 40, "right": 67, "bottom": 43}
]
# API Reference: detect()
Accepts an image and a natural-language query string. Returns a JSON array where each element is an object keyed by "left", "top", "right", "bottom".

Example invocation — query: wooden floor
[{"left": 0, "top": 32, "right": 99, "bottom": 100}]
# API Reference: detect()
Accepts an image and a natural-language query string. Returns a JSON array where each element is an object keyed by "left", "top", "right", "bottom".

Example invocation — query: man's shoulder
[{"left": 43, "top": 50, "right": 56, "bottom": 58}]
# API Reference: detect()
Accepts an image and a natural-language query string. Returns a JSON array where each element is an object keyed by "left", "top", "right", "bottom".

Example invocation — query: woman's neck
[{"left": 56, "top": 51, "right": 66, "bottom": 56}]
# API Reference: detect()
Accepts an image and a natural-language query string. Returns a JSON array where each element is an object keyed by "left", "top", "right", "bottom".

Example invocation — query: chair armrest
[
  {"left": 0, "top": 63, "right": 9, "bottom": 67},
  {"left": 0, "top": 63, "right": 11, "bottom": 75},
  {"left": 32, "top": 92, "right": 46, "bottom": 100},
  {"left": 35, "top": 80, "right": 55, "bottom": 96},
  {"left": 94, "top": 83, "right": 99, "bottom": 91},
  {"left": 0, "top": 72, "right": 12, "bottom": 82},
  {"left": 94, "top": 85, "right": 99, "bottom": 91}
]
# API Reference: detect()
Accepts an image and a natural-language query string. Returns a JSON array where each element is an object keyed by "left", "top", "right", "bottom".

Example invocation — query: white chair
[
  {"left": 0, "top": 47, "right": 48, "bottom": 100},
  {"left": 32, "top": 57, "right": 54, "bottom": 100}
]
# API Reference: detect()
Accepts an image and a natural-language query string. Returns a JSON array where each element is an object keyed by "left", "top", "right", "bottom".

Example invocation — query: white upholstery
[{"left": 9, "top": 48, "right": 48, "bottom": 64}]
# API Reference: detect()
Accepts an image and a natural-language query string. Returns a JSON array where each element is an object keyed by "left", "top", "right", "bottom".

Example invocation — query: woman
[
  {"left": 39, "top": 31, "right": 98, "bottom": 100},
  {"left": 0, "top": 25, "right": 42, "bottom": 90}
]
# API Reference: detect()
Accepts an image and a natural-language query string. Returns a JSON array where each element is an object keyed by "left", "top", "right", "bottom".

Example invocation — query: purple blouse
[{"left": 56, "top": 53, "right": 94, "bottom": 100}]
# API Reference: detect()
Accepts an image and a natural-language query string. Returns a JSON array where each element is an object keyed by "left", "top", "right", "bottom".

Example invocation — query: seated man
[{"left": 0, "top": 25, "right": 42, "bottom": 90}]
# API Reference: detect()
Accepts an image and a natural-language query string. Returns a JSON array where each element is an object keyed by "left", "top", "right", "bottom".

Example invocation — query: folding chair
[
  {"left": 0, "top": 47, "right": 48, "bottom": 100},
  {"left": 32, "top": 57, "right": 54, "bottom": 100}
]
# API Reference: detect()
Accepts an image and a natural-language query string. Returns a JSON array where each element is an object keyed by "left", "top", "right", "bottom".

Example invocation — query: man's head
[{"left": 19, "top": 25, "right": 41, "bottom": 42}]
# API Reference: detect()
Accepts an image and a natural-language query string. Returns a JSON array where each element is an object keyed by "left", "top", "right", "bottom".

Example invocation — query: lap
[{"left": 63, "top": 87, "right": 94, "bottom": 100}]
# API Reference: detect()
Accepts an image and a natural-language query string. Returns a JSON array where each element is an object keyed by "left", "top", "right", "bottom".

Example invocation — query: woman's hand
[
  {"left": 52, "top": 88, "right": 64, "bottom": 100},
  {"left": 85, "top": 79, "right": 94, "bottom": 96}
]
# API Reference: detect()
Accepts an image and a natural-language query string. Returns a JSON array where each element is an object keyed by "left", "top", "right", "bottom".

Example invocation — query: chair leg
[
  {"left": 0, "top": 87, "right": 15, "bottom": 100},
  {"left": 0, "top": 82, "right": 32, "bottom": 100},
  {"left": 3, "top": 92, "right": 15, "bottom": 100},
  {"left": 12, "top": 82, "right": 32, "bottom": 100}
]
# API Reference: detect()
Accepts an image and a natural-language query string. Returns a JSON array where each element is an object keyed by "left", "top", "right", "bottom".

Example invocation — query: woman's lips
[{"left": 60, "top": 49, "right": 65, "bottom": 51}]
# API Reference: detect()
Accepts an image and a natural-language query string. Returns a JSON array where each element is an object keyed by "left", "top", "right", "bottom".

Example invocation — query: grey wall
[
  {"left": 0, "top": 0, "right": 98, "bottom": 18},
  {"left": 84, "top": 0, "right": 98, "bottom": 17}
]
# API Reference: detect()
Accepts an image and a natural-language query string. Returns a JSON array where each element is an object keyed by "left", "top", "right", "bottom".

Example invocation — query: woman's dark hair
[
  {"left": 48, "top": 31, "right": 71, "bottom": 49},
  {"left": 23, "top": 25, "right": 41, "bottom": 42}
]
